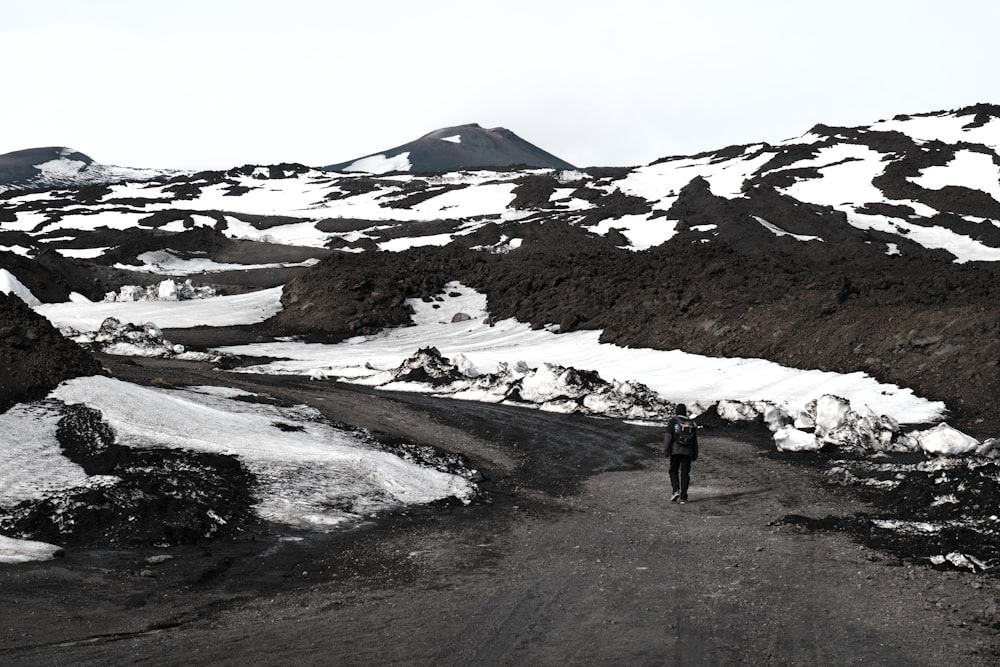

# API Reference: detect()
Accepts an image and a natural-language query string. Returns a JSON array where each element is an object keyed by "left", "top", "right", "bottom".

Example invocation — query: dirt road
[{"left": 2, "top": 364, "right": 997, "bottom": 665}]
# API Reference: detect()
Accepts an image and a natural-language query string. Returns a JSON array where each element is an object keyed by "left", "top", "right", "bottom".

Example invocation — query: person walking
[{"left": 664, "top": 403, "right": 698, "bottom": 504}]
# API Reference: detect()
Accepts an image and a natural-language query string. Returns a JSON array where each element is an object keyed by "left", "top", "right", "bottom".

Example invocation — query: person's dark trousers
[{"left": 669, "top": 455, "right": 692, "bottom": 498}]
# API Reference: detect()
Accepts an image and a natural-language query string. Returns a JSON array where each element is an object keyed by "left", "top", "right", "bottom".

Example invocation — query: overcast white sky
[{"left": 3, "top": 1, "right": 997, "bottom": 170}]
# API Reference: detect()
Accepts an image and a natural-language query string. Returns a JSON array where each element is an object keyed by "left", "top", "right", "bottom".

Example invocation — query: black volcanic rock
[
  {"left": 323, "top": 123, "right": 575, "bottom": 173},
  {"left": 0, "top": 293, "right": 102, "bottom": 411}
]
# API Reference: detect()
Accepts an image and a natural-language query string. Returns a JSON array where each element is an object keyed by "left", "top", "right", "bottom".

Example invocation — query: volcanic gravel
[{"left": 2, "top": 358, "right": 998, "bottom": 665}]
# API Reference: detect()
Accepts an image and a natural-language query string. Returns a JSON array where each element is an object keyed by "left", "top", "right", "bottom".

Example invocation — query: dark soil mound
[{"left": 0, "top": 293, "right": 101, "bottom": 412}]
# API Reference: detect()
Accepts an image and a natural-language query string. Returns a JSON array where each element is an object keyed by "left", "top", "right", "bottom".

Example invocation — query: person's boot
[{"left": 671, "top": 491, "right": 681, "bottom": 502}]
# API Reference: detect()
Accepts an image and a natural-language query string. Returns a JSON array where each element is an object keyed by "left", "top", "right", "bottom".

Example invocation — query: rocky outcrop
[{"left": 0, "top": 293, "right": 101, "bottom": 412}]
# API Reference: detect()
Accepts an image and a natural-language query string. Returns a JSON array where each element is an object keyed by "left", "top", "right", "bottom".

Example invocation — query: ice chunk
[
  {"left": 774, "top": 426, "right": 821, "bottom": 452},
  {"left": 158, "top": 279, "right": 179, "bottom": 301},
  {"left": 717, "top": 400, "right": 761, "bottom": 422},
  {"left": 912, "top": 423, "right": 979, "bottom": 456},
  {"left": 814, "top": 395, "right": 852, "bottom": 438}
]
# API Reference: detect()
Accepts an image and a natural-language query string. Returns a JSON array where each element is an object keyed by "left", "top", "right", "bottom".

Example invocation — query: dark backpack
[{"left": 673, "top": 415, "right": 697, "bottom": 447}]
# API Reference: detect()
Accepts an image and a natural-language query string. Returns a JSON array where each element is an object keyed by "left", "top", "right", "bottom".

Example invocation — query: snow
[
  {"left": 222, "top": 216, "right": 331, "bottom": 248},
  {"left": 378, "top": 232, "right": 455, "bottom": 252},
  {"left": 0, "top": 401, "right": 89, "bottom": 504},
  {"left": 114, "top": 249, "right": 320, "bottom": 275},
  {"left": 616, "top": 147, "right": 773, "bottom": 205},
  {"left": 0, "top": 535, "right": 62, "bottom": 564},
  {"left": 217, "top": 283, "right": 944, "bottom": 426},
  {"left": 0, "top": 244, "right": 32, "bottom": 257},
  {"left": 102, "top": 182, "right": 173, "bottom": 200},
  {"left": 35, "top": 156, "right": 88, "bottom": 181},
  {"left": 0, "top": 268, "right": 41, "bottom": 306},
  {"left": 870, "top": 113, "right": 1000, "bottom": 149},
  {"left": 909, "top": 422, "right": 980, "bottom": 456},
  {"left": 550, "top": 188, "right": 592, "bottom": 210},
  {"left": 104, "top": 279, "right": 215, "bottom": 303},
  {"left": 35, "top": 286, "right": 283, "bottom": 330},
  {"left": 911, "top": 149, "right": 1000, "bottom": 202},
  {"left": 589, "top": 215, "right": 678, "bottom": 250},
  {"left": 842, "top": 210, "right": 1000, "bottom": 263},
  {"left": 50, "top": 376, "right": 475, "bottom": 528},
  {"left": 774, "top": 426, "right": 821, "bottom": 452},
  {"left": 927, "top": 552, "right": 988, "bottom": 571},
  {"left": 439, "top": 135, "right": 462, "bottom": 144},
  {"left": 616, "top": 158, "right": 704, "bottom": 211},
  {"left": 156, "top": 214, "right": 218, "bottom": 233},
  {"left": 55, "top": 247, "right": 110, "bottom": 259},
  {"left": 410, "top": 182, "right": 517, "bottom": 218},
  {"left": 752, "top": 216, "right": 823, "bottom": 242},
  {"left": 343, "top": 152, "right": 412, "bottom": 174},
  {"left": 0, "top": 210, "right": 49, "bottom": 233},
  {"left": 779, "top": 143, "right": 888, "bottom": 206},
  {"left": 42, "top": 210, "right": 153, "bottom": 234},
  {"left": 68, "top": 317, "right": 218, "bottom": 361},
  {"left": 702, "top": 149, "right": 774, "bottom": 198},
  {"left": 181, "top": 178, "right": 332, "bottom": 219},
  {"left": 776, "top": 143, "right": 1000, "bottom": 263}
]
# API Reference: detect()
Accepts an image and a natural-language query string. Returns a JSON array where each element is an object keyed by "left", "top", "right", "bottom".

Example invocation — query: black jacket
[{"left": 663, "top": 416, "right": 698, "bottom": 461}]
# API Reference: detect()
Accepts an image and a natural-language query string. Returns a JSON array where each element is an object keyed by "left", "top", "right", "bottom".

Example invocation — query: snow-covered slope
[
  {"left": 0, "top": 146, "right": 177, "bottom": 193},
  {"left": 2, "top": 105, "right": 998, "bottom": 431},
  {"left": 3, "top": 106, "right": 999, "bottom": 262}
]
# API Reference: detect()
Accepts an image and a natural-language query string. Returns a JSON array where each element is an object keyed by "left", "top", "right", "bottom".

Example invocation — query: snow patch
[
  {"left": 35, "top": 286, "right": 283, "bottom": 330},
  {"left": 910, "top": 149, "right": 1000, "bottom": 202},
  {"left": 0, "top": 535, "right": 63, "bottom": 563},
  {"left": 49, "top": 376, "right": 477, "bottom": 528},
  {"left": 343, "top": 152, "right": 412, "bottom": 174},
  {"left": 115, "top": 249, "right": 319, "bottom": 275},
  {"left": 218, "top": 283, "right": 945, "bottom": 428},
  {"left": 0, "top": 269, "right": 41, "bottom": 306},
  {"left": 752, "top": 216, "right": 823, "bottom": 242}
]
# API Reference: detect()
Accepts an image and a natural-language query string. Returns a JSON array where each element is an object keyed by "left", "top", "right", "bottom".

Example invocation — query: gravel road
[{"left": 2, "top": 360, "right": 998, "bottom": 665}]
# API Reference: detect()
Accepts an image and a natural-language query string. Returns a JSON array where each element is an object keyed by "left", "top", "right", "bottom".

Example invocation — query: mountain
[
  {"left": 2, "top": 104, "right": 1000, "bottom": 433},
  {"left": 4, "top": 105, "right": 1000, "bottom": 601},
  {"left": 323, "top": 123, "right": 576, "bottom": 173},
  {"left": 0, "top": 146, "right": 174, "bottom": 193}
]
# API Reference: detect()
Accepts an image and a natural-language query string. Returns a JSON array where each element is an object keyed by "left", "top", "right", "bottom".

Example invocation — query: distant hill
[
  {"left": 323, "top": 123, "right": 576, "bottom": 174},
  {"left": 0, "top": 147, "right": 173, "bottom": 192}
]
